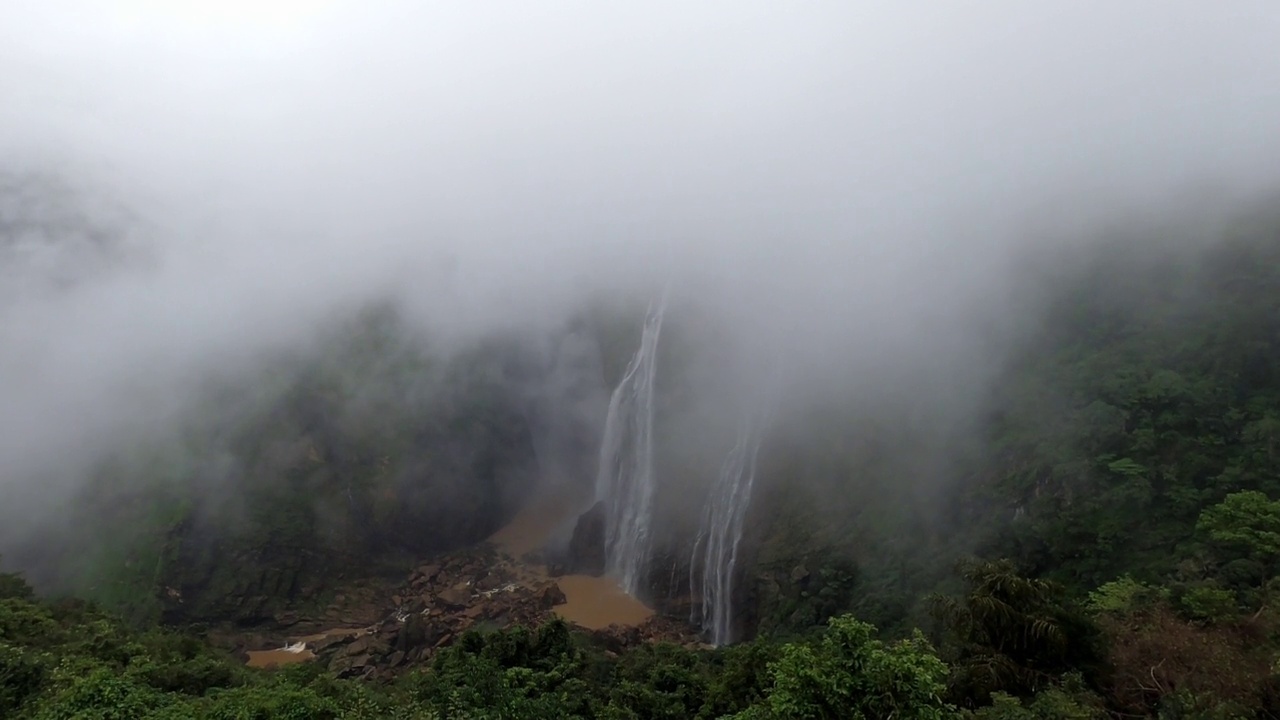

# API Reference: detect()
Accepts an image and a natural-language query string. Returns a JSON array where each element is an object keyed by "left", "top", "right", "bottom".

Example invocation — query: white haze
[{"left": 2, "top": 1, "right": 1280, "bottom": 522}]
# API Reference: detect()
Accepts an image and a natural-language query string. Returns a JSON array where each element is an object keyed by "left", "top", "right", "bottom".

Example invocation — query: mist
[{"left": 4, "top": 1, "right": 1280, "bottom": 553}]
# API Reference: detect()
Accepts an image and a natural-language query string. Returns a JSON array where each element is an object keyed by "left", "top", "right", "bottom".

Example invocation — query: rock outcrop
[
  {"left": 567, "top": 501, "right": 608, "bottom": 575},
  {"left": 221, "top": 535, "right": 704, "bottom": 680}
]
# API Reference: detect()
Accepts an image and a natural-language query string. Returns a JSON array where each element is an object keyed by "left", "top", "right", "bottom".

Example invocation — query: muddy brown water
[
  {"left": 245, "top": 646, "right": 314, "bottom": 668},
  {"left": 244, "top": 628, "right": 368, "bottom": 668},
  {"left": 552, "top": 574, "right": 654, "bottom": 629},
  {"left": 487, "top": 488, "right": 655, "bottom": 630}
]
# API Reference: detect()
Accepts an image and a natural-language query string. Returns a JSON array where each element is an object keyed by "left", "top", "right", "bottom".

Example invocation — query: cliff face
[
  {"left": 156, "top": 386, "right": 540, "bottom": 626},
  {"left": 20, "top": 310, "right": 549, "bottom": 626},
  {"left": 47, "top": 312, "right": 642, "bottom": 627}
]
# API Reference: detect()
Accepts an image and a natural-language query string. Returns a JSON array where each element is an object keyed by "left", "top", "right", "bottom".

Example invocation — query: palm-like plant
[{"left": 931, "top": 559, "right": 1100, "bottom": 707}]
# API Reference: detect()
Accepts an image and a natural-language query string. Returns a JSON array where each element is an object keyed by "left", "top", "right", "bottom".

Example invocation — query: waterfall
[
  {"left": 690, "top": 410, "right": 767, "bottom": 646},
  {"left": 595, "top": 297, "right": 667, "bottom": 594}
]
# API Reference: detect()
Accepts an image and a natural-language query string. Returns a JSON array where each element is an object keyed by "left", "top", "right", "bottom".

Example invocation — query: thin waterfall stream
[
  {"left": 690, "top": 409, "right": 768, "bottom": 646},
  {"left": 594, "top": 296, "right": 667, "bottom": 595}
]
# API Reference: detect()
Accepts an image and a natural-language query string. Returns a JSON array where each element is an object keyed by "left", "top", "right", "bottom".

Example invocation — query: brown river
[{"left": 487, "top": 488, "right": 654, "bottom": 630}]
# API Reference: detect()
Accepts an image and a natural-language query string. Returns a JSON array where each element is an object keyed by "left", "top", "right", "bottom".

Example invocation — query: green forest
[{"left": 5, "top": 214, "right": 1280, "bottom": 719}]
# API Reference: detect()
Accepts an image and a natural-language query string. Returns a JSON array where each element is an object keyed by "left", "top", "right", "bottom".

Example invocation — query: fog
[{"left": 3, "top": 2, "right": 1280, "bottom": 544}]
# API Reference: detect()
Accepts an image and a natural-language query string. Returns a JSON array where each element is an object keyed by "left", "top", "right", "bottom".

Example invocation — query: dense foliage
[
  {"left": 1, "top": 567, "right": 959, "bottom": 719},
  {"left": 974, "top": 224, "right": 1280, "bottom": 590},
  {"left": 728, "top": 215, "right": 1280, "bottom": 715}
]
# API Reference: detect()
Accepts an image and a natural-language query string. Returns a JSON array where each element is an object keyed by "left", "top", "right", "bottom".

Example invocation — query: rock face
[
  {"left": 567, "top": 501, "right": 608, "bottom": 575},
  {"left": 590, "top": 615, "right": 709, "bottom": 655},
  {"left": 641, "top": 546, "right": 696, "bottom": 622},
  {"left": 145, "top": 315, "right": 544, "bottom": 626}
]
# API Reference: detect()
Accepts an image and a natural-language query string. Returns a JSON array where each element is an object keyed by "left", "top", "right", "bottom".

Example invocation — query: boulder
[
  {"left": 310, "top": 633, "right": 353, "bottom": 654},
  {"left": 394, "top": 613, "right": 449, "bottom": 651},
  {"left": 327, "top": 632, "right": 392, "bottom": 678},
  {"left": 592, "top": 624, "right": 643, "bottom": 653},
  {"left": 344, "top": 634, "right": 379, "bottom": 656},
  {"left": 331, "top": 653, "right": 374, "bottom": 678},
  {"left": 436, "top": 584, "right": 472, "bottom": 609},
  {"left": 476, "top": 573, "right": 506, "bottom": 592},
  {"left": 412, "top": 564, "right": 441, "bottom": 588},
  {"left": 536, "top": 583, "right": 567, "bottom": 609}
]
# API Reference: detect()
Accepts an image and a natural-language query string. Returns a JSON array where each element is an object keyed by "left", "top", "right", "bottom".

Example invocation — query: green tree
[
  {"left": 931, "top": 560, "right": 1103, "bottom": 707},
  {"left": 1197, "top": 491, "right": 1280, "bottom": 566},
  {"left": 733, "top": 615, "right": 952, "bottom": 720}
]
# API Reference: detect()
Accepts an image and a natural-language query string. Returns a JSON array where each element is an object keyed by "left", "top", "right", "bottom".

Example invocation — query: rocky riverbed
[{"left": 222, "top": 533, "right": 703, "bottom": 680}]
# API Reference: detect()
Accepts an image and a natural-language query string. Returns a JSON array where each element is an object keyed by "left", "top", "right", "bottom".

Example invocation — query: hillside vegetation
[{"left": 6, "top": 212, "right": 1280, "bottom": 717}]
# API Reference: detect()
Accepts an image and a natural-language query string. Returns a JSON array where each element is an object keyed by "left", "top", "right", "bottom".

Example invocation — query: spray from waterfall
[
  {"left": 595, "top": 295, "right": 667, "bottom": 594},
  {"left": 690, "top": 408, "right": 768, "bottom": 646}
]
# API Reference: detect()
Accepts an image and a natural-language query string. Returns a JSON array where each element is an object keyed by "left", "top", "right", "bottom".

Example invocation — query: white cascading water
[
  {"left": 690, "top": 411, "right": 767, "bottom": 646},
  {"left": 595, "top": 296, "right": 667, "bottom": 594}
]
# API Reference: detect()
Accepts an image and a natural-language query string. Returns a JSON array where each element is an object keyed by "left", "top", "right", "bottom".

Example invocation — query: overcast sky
[{"left": 3, "top": 1, "right": 1280, "bottom": 515}]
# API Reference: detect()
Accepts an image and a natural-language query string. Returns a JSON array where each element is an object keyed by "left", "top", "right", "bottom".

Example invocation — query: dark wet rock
[
  {"left": 395, "top": 614, "right": 445, "bottom": 651},
  {"left": 331, "top": 653, "right": 374, "bottom": 678},
  {"left": 411, "top": 563, "right": 440, "bottom": 588},
  {"left": 567, "top": 501, "right": 607, "bottom": 575},
  {"left": 660, "top": 595, "right": 696, "bottom": 621},
  {"left": 790, "top": 565, "right": 810, "bottom": 583},
  {"left": 536, "top": 583, "right": 567, "bottom": 608},
  {"left": 344, "top": 634, "right": 379, "bottom": 656},
  {"left": 311, "top": 633, "right": 355, "bottom": 653},
  {"left": 592, "top": 624, "right": 643, "bottom": 653},
  {"left": 641, "top": 547, "right": 695, "bottom": 619},
  {"left": 238, "top": 633, "right": 270, "bottom": 652},
  {"left": 589, "top": 615, "right": 703, "bottom": 654},
  {"left": 327, "top": 632, "right": 391, "bottom": 678},
  {"left": 436, "top": 584, "right": 472, "bottom": 608},
  {"left": 476, "top": 573, "right": 506, "bottom": 592},
  {"left": 273, "top": 611, "right": 300, "bottom": 627}
]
